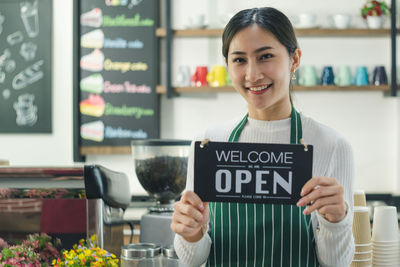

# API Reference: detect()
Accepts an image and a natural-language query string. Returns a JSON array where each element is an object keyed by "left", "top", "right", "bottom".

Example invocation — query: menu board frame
[
  {"left": 73, "top": 0, "right": 160, "bottom": 161},
  {"left": 0, "top": 0, "right": 52, "bottom": 133}
]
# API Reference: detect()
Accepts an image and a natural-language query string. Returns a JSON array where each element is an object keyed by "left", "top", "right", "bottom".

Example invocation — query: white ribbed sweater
[{"left": 174, "top": 113, "right": 355, "bottom": 267}]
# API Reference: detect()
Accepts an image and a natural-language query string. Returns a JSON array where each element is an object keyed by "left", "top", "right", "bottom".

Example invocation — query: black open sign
[{"left": 194, "top": 141, "right": 313, "bottom": 205}]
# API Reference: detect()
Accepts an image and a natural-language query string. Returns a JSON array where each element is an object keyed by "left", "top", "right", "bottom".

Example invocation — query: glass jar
[
  {"left": 162, "top": 246, "right": 188, "bottom": 267},
  {"left": 121, "top": 243, "right": 162, "bottom": 267}
]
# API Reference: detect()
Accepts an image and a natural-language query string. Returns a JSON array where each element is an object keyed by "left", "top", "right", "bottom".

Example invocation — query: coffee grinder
[{"left": 131, "top": 139, "right": 191, "bottom": 247}]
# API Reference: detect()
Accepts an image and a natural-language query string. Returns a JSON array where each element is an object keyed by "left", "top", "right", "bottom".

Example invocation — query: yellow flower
[{"left": 84, "top": 249, "right": 92, "bottom": 257}]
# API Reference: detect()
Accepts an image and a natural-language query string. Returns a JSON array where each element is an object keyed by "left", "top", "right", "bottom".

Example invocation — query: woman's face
[{"left": 227, "top": 24, "right": 300, "bottom": 119}]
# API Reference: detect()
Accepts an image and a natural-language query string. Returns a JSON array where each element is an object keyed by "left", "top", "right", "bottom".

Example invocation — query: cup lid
[
  {"left": 121, "top": 243, "right": 161, "bottom": 259},
  {"left": 162, "top": 246, "right": 178, "bottom": 259}
]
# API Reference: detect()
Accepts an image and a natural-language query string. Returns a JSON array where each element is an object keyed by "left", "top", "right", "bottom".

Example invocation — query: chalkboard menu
[
  {"left": 75, "top": 0, "right": 159, "bottom": 155},
  {"left": 0, "top": 0, "right": 52, "bottom": 133}
]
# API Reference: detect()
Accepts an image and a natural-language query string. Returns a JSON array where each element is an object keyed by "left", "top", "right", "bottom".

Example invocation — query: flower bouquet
[
  {"left": 52, "top": 235, "right": 118, "bottom": 267},
  {"left": 0, "top": 233, "right": 61, "bottom": 266}
]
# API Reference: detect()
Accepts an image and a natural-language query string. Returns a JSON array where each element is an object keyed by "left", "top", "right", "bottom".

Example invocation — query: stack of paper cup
[
  {"left": 351, "top": 206, "right": 372, "bottom": 267},
  {"left": 353, "top": 190, "right": 367, "bottom": 207},
  {"left": 371, "top": 206, "right": 399, "bottom": 266}
]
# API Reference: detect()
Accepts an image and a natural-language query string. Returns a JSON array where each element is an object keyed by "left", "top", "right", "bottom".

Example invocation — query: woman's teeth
[{"left": 248, "top": 84, "right": 272, "bottom": 91}]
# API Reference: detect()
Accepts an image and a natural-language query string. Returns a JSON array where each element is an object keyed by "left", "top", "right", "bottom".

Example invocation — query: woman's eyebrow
[{"left": 230, "top": 46, "right": 273, "bottom": 56}]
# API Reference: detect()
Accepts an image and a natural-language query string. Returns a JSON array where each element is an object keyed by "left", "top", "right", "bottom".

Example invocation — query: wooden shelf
[
  {"left": 80, "top": 146, "right": 131, "bottom": 155},
  {"left": 295, "top": 28, "right": 393, "bottom": 37},
  {"left": 156, "top": 28, "right": 394, "bottom": 38},
  {"left": 156, "top": 85, "right": 390, "bottom": 94}
]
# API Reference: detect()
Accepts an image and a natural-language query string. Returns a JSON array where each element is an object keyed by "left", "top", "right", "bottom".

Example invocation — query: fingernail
[
  {"left": 303, "top": 209, "right": 307, "bottom": 215},
  {"left": 296, "top": 200, "right": 302, "bottom": 207},
  {"left": 300, "top": 190, "right": 305, "bottom": 196},
  {"left": 198, "top": 203, "right": 204, "bottom": 211}
]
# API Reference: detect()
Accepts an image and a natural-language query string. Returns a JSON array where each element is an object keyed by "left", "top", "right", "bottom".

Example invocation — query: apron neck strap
[{"left": 228, "top": 106, "right": 302, "bottom": 144}]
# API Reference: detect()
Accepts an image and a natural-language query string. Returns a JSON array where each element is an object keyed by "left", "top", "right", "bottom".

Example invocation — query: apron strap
[{"left": 229, "top": 106, "right": 302, "bottom": 144}]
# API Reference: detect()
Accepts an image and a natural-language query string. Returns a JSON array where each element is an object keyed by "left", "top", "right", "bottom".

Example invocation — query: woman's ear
[{"left": 291, "top": 48, "right": 302, "bottom": 73}]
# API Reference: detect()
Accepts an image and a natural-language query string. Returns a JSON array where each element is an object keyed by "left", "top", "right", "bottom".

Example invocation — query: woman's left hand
[{"left": 296, "top": 176, "right": 347, "bottom": 223}]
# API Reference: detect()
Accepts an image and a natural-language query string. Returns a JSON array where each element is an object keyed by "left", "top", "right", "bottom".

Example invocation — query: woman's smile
[{"left": 246, "top": 83, "right": 273, "bottom": 94}]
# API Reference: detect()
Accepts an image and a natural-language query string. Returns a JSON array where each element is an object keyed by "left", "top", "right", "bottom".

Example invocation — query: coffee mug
[
  {"left": 372, "top": 66, "right": 388, "bottom": 85},
  {"left": 207, "top": 65, "right": 227, "bottom": 87},
  {"left": 297, "top": 13, "right": 317, "bottom": 28},
  {"left": 175, "top": 65, "right": 191, "bottom": 87},
  {"left": 334, "top": 66, "right": 353, "bottom": 86},
  {"left": 299, "top": 66, "right": 318, "bottom": 86},
  {"left": 321, "top": 66, "right": 335, "bottom": 86},
  {"left": 191, "top": 66, "right": 208, "bottom": 87},
  {"left": 187, "top": 14, "right": 206, "bottom": 29},
  {"left": 332, "top": 14, "right": 351, "bottom": 29},
  {"left": 354, "top": 66, "right": 369, "bottom": 86}
]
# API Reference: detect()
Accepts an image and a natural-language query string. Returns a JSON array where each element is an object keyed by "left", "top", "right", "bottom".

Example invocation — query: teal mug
[
  {"left": 354, "top": 66, "right": 369, "bottom": 86},
  {"left": 334, "top": 66, "right": 353, "bottom": 86},
  {"left": 299, "top": 66, "right": 318, "bottom": 86}
]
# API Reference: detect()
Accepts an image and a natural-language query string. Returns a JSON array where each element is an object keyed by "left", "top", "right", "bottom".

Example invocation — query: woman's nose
[{"left": 245, "top": 62, "right": 263, "bottom": 82}]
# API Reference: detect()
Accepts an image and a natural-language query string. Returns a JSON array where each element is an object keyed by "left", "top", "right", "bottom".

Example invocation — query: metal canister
[
  {"left": 121, "top": 243, "right": 162, "bottom": 267},
  {"left": 162, "top": 246, "right": 188, "bottom": 267}
]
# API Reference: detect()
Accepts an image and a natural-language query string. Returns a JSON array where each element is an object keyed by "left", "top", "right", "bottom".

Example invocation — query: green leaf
[{"left": 1, "top": 248, "right": 12, "bottom": 260}]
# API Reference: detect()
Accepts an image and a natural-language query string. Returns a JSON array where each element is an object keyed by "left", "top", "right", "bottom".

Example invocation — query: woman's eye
[
  {"left": 260, "top": 54, "right": 273, "bottom": 60},
  {"left": 232, "top": 57, "right": 245, "bottom": 63}
]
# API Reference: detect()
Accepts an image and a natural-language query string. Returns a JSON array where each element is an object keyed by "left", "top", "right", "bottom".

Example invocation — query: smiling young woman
[
  {"left": 227, "top": 24, "right": 300, "bottom": 121},
  {"left": 171, "top": 7, "right": 355, "bottom": 267}
]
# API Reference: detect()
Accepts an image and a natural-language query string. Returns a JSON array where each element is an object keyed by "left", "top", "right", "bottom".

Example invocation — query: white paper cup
[{"left": 372, "top": 206, "right": 398, "bottom": 242}]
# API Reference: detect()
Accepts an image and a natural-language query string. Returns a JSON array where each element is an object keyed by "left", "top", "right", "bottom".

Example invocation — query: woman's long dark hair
[{"left": 222, "top": 7, "right": 298, "bottom": 59}]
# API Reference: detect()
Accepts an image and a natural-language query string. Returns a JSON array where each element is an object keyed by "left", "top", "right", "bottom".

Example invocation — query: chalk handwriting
[
  {"left": 104, "top": 103, "right": 154, "bottom": 118},
  {"left": 103, "top": 59, "right": 148, "bottom": 73},
  {"left": 103, "top": 81, "right": 151, "bottom": 93},
  {"left": 105, "top": 126, "right": 147, "bottom": 139},
  {"left": 102, "top": 14, "right": 154, "bottom": 27}
]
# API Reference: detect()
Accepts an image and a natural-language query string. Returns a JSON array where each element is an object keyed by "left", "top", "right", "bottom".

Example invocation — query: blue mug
[
  {"left": 321, "top": 66, "right": 334, "bottom": 86},
  {"left": 354, "top": 66, "right": 369, "bottom": 86},
  {"left": 372, "top": 66, "right": 388, "bottom": 85}
]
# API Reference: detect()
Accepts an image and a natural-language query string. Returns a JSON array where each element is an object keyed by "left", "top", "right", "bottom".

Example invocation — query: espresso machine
[
  {"left": 131, "top": 139, "right": 191, "bottom": 247},
  {"left": 0, "top": 165, "right": 131, "bottom": 257}
]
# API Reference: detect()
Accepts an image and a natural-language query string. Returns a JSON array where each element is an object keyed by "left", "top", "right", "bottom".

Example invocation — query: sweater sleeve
[
  {"left": 174, "top": 140, "right": 212, "bottom": 266},
  {"left": 313, "top": 137, "right": 355, "bottom": 267}
]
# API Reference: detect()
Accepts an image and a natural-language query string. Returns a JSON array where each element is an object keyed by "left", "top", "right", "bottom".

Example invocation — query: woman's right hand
[{"left": 170, "top": 190, "right": 209, "bottom": 243}]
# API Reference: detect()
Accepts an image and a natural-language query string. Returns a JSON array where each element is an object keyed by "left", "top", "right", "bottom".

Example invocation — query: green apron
[{"left": 206, "top": 107, "right": 318, "bottom": 267}]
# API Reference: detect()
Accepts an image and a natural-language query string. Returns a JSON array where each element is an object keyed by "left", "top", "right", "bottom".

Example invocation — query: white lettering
[
  {"left": 215, "top": 169, "right": 231, "bottom": 193},
  {"left": 271, "top": 152, "right": 283, "bottom": 163},
  {"left": 285, "top": 152, "right": 293, "bottom": 164},
  {"left": 231, "top": 150, "right": 240, "bottom": 162},
  {"left": 248, "top": 151, "right": 258, "bottom": 163},
  {"left": 273, "top": 171, "right": 292, "bottom": 195},
  {"left": 215, "top": 150, "right": 230, "bottom": 162},
  {"left": 256, "top": 170, "right": 269, "bottom": 194},
  {"left": 259, "top": 151, "right": 270, "bottom": 163},
  {"left": 235, "top": 170, "right": 251, "bottom": 193}
]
